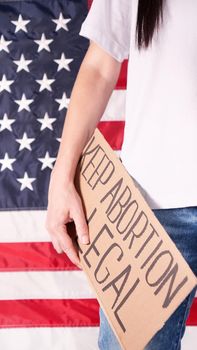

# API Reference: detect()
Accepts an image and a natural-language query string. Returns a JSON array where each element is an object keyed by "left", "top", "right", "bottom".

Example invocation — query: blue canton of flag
[{"left": 0, "top": 0, "right": 89, "bottom": 209}]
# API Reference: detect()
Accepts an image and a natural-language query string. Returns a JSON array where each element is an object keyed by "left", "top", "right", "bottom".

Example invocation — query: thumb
[{"left": 73, "top": 202, "right": 89, "bottom": 245}]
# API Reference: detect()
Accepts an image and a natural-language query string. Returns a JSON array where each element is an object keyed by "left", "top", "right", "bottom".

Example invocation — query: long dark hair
[{"left": 136, "top": 0, "right": 164, "bottom": 49}]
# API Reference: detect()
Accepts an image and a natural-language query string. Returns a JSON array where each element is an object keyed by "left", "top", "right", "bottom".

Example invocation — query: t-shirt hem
[
  {"left": 143, "top": 195, "right": 197, "bottom": 210},
  {"left": 128, "top": 171, "right": 197, "bottom": 209},
  {"left": 79, "top": 24, "right": 128, "bottom": 63}
]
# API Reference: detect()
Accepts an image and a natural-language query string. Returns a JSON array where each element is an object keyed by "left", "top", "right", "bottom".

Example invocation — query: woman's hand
[
  {"left": 45, "top": 165, "right": 89, "bottom": 267},
  {"left": 45, "top": 41, "right": 121, "bottom": 267}
]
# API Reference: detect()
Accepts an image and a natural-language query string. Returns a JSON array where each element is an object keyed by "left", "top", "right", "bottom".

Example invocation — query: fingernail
[{"left": 81, "top": 235, "right": 89, "bottom": 244}]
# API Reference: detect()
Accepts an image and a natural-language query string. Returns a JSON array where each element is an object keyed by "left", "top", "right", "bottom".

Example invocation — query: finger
[
  {"left": 45, "top": 219, "right": 63, "bottom": 254},
  {"left": 73, "top": 202, "right": 89, "bottom": 245},
  {"left": 51, "top": 236, "right": 63, "bottom": 254},
  {"left": 57, "top": 224, "right": 81, "bottom": 266},
  {"left": 68, "top": 218, "right": 74, "bottom": 222}
]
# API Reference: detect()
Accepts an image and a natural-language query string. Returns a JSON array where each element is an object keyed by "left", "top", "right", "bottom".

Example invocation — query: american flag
[{"left": 0, "top": 0, "right": 196, "bottom": 349}]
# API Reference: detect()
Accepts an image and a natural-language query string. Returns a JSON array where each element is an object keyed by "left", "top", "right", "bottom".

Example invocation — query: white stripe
[
  {"left": 0, "top": 326, "right": 195, "bottom": 350},
  {"left": 0, "top": 327, "right": 99, "bottom": 350},
  {"left": 0, "top": 210, "right": 49, "bottom": 242},
  {"left": 100, "top": 90, "right": 126, "bottom": 122},
  {"left": 182, "top": 326, "right": 197, "bottom": 350},
  {"left": 0, "top": 271, "right": 96, "bottom": 299},
  {"left": 114, "top": 150, "right": 121, "bottom": 158}
]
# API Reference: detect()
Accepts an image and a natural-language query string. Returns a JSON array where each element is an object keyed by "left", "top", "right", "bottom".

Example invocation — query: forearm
[{"left": 55, "top": 55, "right": 120, "bottom": 182}]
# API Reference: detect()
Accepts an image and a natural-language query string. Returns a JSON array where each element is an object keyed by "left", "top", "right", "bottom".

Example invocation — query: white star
[
  {"left": 16, "top": 132, "right": 35, "bottom": 151},
  {"left": 0, "top": 152, "right": 16, "bottom": 171},
  {"left": 0, "top": 74, "right": 14, "bottom": 93},
  {"left": 36, "top": 73, "right": 55, "bottom": 92},
  {"left": 17, "top": 171, "right": 36, "bottom": 191},
  {"left": 15, "top": 93, "right": 34, "bottom": 112},
  {"left": 55, "top": 92, "right": 70, "bottom": 111},
  {"left": 54, "top": 53, "right": 73, "bottom": 72},
  {"left": 38, "top": 151, "right": 56, "bottom": 170},
  {"left": 0, "top": 35, "right": 12, "bottom": 53},
  {"left": 52, "top": 13, "right": 71, "bottom": 32},
  {"left": 11, "top": 14, "right": 30, "bottom": 33},
  {"left": 34, "top": 33, "right": 53, "bottom": 52},
  {"left": 56, "top": 137, "right": 61, "bottom": 143},
  {"left": 0, "top": 113, "right": 15, "bottom": 132},
  {"left": 37, "top": 112, "right": 56, "bottom": 131},
  {"left": 13, "top": 54, "right": 32, "bottom": 72}
]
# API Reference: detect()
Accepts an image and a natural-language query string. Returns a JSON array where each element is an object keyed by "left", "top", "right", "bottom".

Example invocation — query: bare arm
[
  {"left": 45, "top": 41, "right": 122, "bottom": 266},
  {"left": 55, "top": 41, "right": 121, "bottom": 179}
]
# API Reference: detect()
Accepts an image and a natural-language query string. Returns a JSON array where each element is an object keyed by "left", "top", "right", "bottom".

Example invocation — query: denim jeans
[{"left": 98, "top": 207, "right": 197, "bottom": 350}]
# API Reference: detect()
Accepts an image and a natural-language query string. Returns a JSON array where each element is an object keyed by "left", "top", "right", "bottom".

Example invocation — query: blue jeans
[{"left": 98, "top": 207, "right": 197, "bottom": 350}]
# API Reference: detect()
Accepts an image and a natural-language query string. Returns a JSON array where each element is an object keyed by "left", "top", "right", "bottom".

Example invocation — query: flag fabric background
[{"left": 0, "top": 0, "right": 196, "bottom": 349}]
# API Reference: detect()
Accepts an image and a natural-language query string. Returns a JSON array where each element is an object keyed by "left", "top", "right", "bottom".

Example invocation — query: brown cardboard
[{"left": 73, "top": 128, "right": 197, "bottom": 350}]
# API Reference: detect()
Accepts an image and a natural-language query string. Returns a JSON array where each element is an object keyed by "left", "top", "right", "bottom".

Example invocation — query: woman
[{"left": 45, "top": 1, "right": 197, "bottom": 349}]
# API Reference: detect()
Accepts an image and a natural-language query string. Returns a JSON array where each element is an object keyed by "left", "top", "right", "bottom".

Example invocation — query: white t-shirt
[{"left": 79, "top": 0, "right": 197, "bottom": 209}]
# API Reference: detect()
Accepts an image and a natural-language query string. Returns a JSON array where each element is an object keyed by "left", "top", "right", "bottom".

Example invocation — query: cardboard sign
[{"left": 72, "top": 128, "right": 197, "bottom": 350}]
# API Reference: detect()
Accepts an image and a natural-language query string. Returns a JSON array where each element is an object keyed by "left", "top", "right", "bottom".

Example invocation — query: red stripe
[
  {"left": 116, "top": 60, "right": 128, "bottom": 90},
  {"left": 0, "top": 298, "right": 195, "bottom": 328},
  {"left": 0, "top": 299, "right": 99, "bottom": 328},
  {"left": 98, "top": 121, "right": 125, "bottom": 150},
  {"left": 0, "top": 242, "right": 78, "bottom": 271},
  {"left": 87, "top": 0, "right": 92, "bottom": 9},
  {"left": 186, "top": 297, "right": 197, "bottom": 326}
]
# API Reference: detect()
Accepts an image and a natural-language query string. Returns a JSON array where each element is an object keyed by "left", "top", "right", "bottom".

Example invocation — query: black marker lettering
[
  {"left": 117, "top": 200, "right": 138, "bottom": 234},
  {"left": 145, "top": 250, "right": 174, "bottom": 287},
  {"left": 94, "top": 243, "right": 123, "bottom": 284},
  {"left": 90, "top": 155, "right": 115, "bottom": 190},
  {"left": 83, "top": 224, "right": 114, "bottom": 268},
  {"left": 154, "top": 263, "right": 189, "bottom": 308},
  {"left": 123, "top": 210, "right": 148, "bottom": 250},
  {"left": 100, "top": 178, "right": 123, "bottom": 216},
  {"left": 140, "top": 239, "right": 163, "bottom": 269},
  {"left": 114, "top": 278, "right": 140, "bottom": 333},
  {"left": 102, "top": 264, "right": 131, "bottom": 309},
  {"left": 135, "top": 225, "right": 159, "bottom": 259}
]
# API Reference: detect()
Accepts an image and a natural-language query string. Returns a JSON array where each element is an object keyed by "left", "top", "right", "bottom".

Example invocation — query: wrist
[{"left": 51, "top": 160, "right": 75, "bottom": 184}]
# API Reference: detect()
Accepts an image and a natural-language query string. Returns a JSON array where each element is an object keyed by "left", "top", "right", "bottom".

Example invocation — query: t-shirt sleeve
[{"left": 79, "top": 0, "right": 132, "bottom": 63}]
